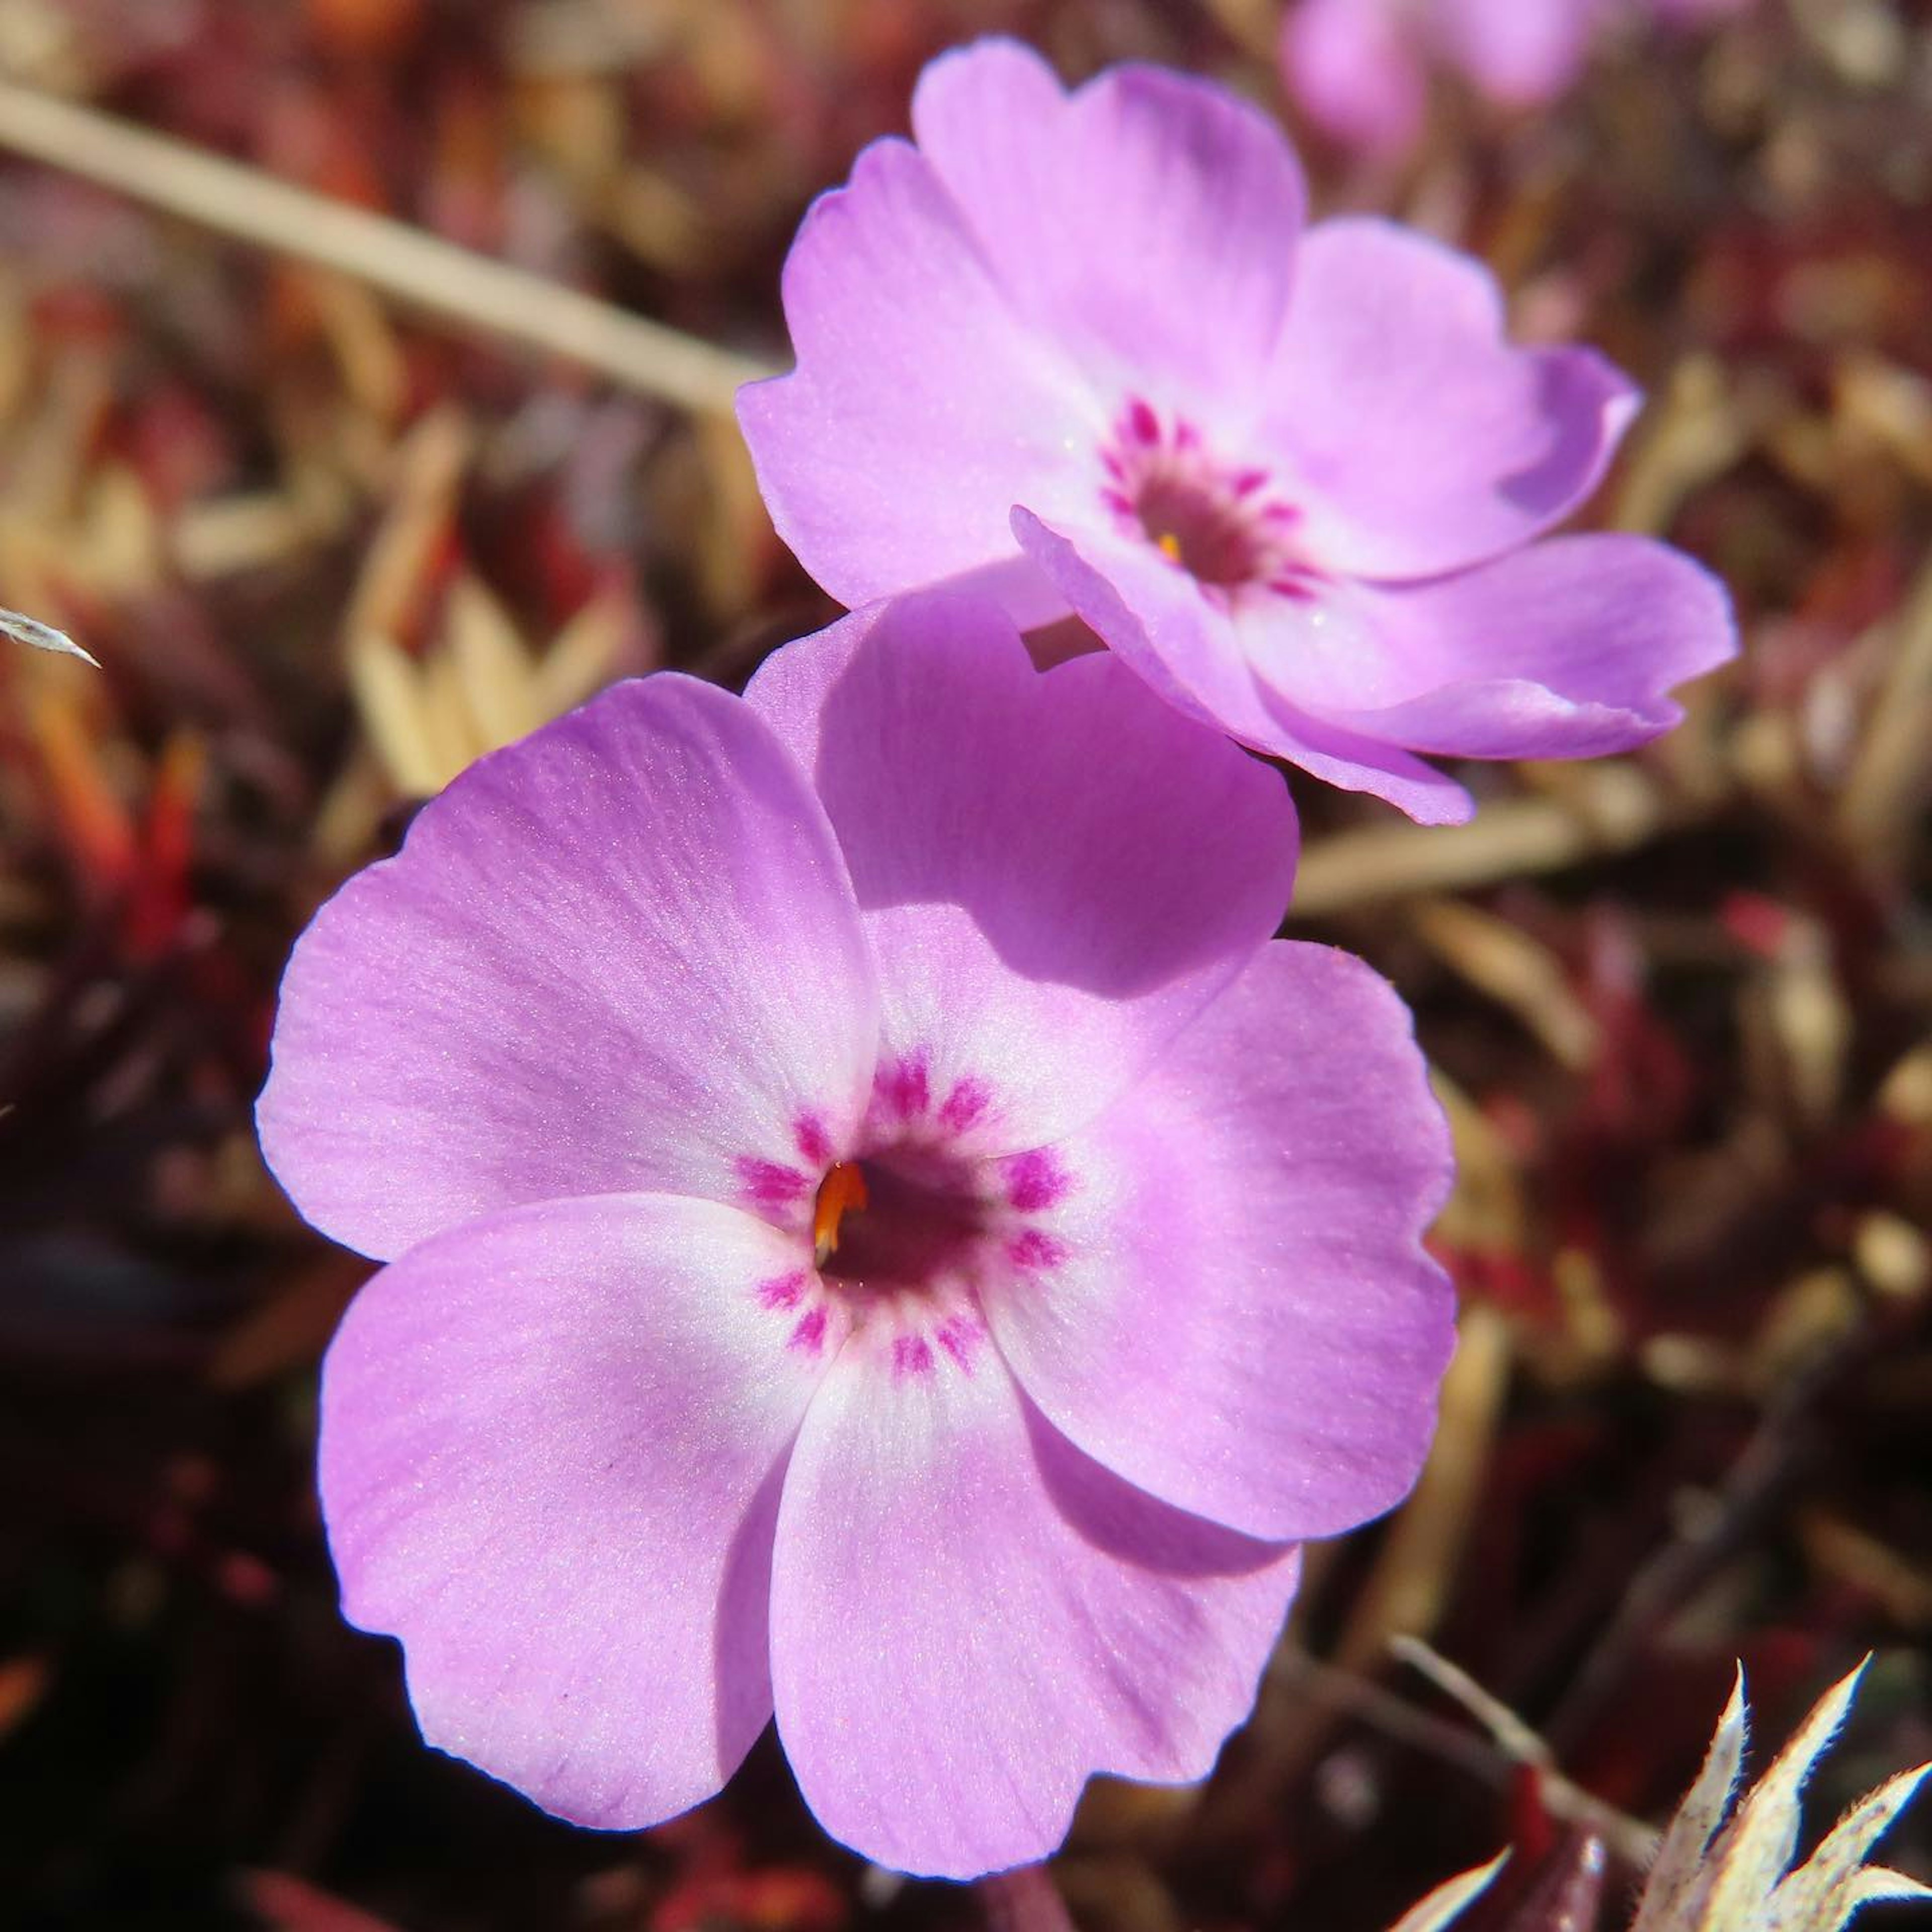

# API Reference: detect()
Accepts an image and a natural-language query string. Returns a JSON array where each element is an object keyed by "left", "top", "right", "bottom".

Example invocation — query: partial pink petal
[
  {"left": 1321, "top": 535, "right": 1738, "bottom": 758},
  {"left": 745, "top": 592, "right": 1296, "bottom": 1150},
  {"left": 769, "top": 1328, "right": 1300, "bottom": 1877},
  {"left": 1240, "top": 704, "right": 1479, "bottom": 823},
  {"left": 737, "top": 133, "right": 1093, "bottom": 627},
  {"left": 258, "top": 677, "right": 877, "bottom": 1261},
  {"left": 1011, "top": 509, "right": 1479, "bottom": 823},
  {"left": 1433, "top": 0, "right": 1602, "bottom": 106},
  {"left": 1012, "top": 509, "right": 1298, "bottom": 748},
  {"left": 1279, "top": 0, "right": 1430, "bottom": 158},
  {"left": 319, "top": 1194, "right": 837, "bottom": 1830},
  {"left": 985, "top": 942, "right": 1456, "bottom": 1542},
  {"left": 915, "top": 41, "right": 1308, "bottom": 412},
  {"left": 1269, "top": 218, "right": 1638, "bottom": 580}
]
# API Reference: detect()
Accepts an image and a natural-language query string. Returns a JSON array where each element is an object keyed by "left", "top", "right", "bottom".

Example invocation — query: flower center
[
  {"left": 813, "top": 1150, "right": 987, "bottom": 1293},
  {"left": 1098, "top": 397, "right": 1320, "bottom": 603},
  {"left": 812, "top": 1159, "right": 868, "bottom": 1266}
]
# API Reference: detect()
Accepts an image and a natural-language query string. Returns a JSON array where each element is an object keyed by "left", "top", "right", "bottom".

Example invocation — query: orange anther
[{"left": 813, "top": 1161, "right": 869, "bottom": 1267}]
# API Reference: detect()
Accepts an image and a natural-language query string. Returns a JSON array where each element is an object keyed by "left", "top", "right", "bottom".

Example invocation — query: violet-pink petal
[
  {"left": 1279, "top": 0, "right": 1429, "bottom": 158},
  {"left": 1319, "top": 534, "right": 1738, "bottom": 758},
  {"left": 744, "top": 591, "right": 1297, "bottom": 1150},
  {"left": 318, "top": 1193, "right": 838, "bottom": 1831},
  {"left": 984, "top": 941, "right": 1457, "bottom": 1543},
  {"left": 736, "top": 131, "right": 1091, "bottom": 627},
  {"left": 1433, "top": 0, "right": 1602, "bottom": 106},
  {"left": 913, "top": 39, "right": 1308, "bottom": 411},
  {"left": 1268, "top": 218, "right": 1638, "bottom": 581},
  {"left": 768, "top": 1330, "right": 1301, "bottom": 1878},
  {"left": 1010, "top": 508, "right": 1480, "bottom": 824},
  {"left": 257, "top": 676, "right": 877, "bottom": 1261}
]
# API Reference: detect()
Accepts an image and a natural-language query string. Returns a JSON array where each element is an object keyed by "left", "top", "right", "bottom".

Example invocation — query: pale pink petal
[
  {"left": 768, "top": 1327, "right": 1301, "bottom": 1877},
  {"left": 914, "top": 40, "right": 1308, "bottom": 413},
  {"left": 1011, "top": 509, "right": 1298, "bottom": 747},
  {"left": 319, "top": 1194, "right": 838, "bottom": 1830},
  {"left": 984, "top": 942, "right": 1457, "bottom": 1542},
  {"left": 1279, "top": 0, "right": 1430, "bottom": 158},
  {"left": 1434, "top": 0, "right": 1601, "bottom": 106},
  {"left": 1011, "top": 509, "right": 1479, "bottom": 823},
  {"left": 744, "top": 592, "right": 1296, "bottom": 1150},
  {"left": 258, "top": 677, "right": 877, "bottom": 1261},
  {"left": 1269, "top": 218, "right": 1638, "bottom": 580},
  {"left": 737, "top": 132, "right": 1093, "bottom": 628},
  {"left": 1238, "top": 704, "right": 1478, "bottom": 823},
  {"left": 1318, "top": 535, "right": 1738, "bottom": 757}
]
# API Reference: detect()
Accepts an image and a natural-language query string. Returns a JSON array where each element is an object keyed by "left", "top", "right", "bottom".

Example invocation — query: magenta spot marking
[
  {"left": 936, "top": 1316, "right": 983, "bottom": 1370},
  {"left": 892, "top": 1333, "right": 935, "bottom": 1379},
  {"left": 793, "top": 1111, "right": 833, "bottom": 1167},
  {"left": 1100, "top": 447, "right": 1127, "bottom": 482},
  {"left": 939, "top": 1077, "right": 992, "bottom": 1133},
  {"left": 1232, "top": 466, "right": 1269, "bottom": 498},
  {"left": 736, "top": 1156, "right": 811, "bottom": 1206},
  {"left": 1100, "top": 487, "right": 1134, "bottom": 517},
  {"left": 1126, "top": 396, "right": 1160, "bottom": 445},
  {"left": 1007, "top": 1228, "right": 1066, "bottom": 1272},
  {"left": 790, "top": 1307, "right": 828, "bottom": 1355},
  {"left": 875, "top": 1054, "right": 930, "bottom": 1121},
  {"left": 758, "top": 1270, "right": 809, "bottom": 1311},
  {"left": 1004, "top": 1148, "right": 1069, "bottom": 1213},
  {"left": 1173, "top": 419, "right": 1201, "bottom": 451}
]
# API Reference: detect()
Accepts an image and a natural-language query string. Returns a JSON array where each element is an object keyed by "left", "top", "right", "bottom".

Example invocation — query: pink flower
[
  {"left": 737, "top": 40, "right": 1736, "bottom": 826},
  {"left": 259, "top": 591, "right": 1456, "bottom": 1878},
  {"left": 1282, "top": 0, "right": 1753, "bottom": 155}
]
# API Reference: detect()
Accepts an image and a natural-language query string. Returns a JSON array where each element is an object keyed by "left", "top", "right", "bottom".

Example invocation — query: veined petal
[
  {"left": 318, "top": 1194, "right": 840, "bottom": 1831},
  {"left": 985, "top": 942, "right": 1457, "bottom": 1541},
  {"left": 1313, "top": 535, "right": 1738, "bottom": 759},
  {"left": 1012, "top": 509, "right": 1478, "bottom": 823},
  {"left": 915, "top": 39, "right": 1308, "bottom": 414},
  {"left": 258, "top": 676, "right": 878, "bottom": 1260},
  {"left": 1269, "top": 218, "right": 1637, "bottom": 580},
  {"left": 738, "top": 131, "right": 1094, "bottom": 628},
  {"left": 768, "top": 1326, "right": 1300, "bottom": 1878},
  {"left": 745, "top": 592, "right": 1297, "bottom": 1151}
]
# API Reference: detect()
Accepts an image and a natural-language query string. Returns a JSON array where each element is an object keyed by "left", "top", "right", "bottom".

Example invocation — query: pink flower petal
[
  {"left": 1279, "top": 0, "right": 1430, "bottom": 158},
  {"left": 914, "top": 39, "right": 1308, "bottom": 411},
  {"left": 1268, "top": 218, "right": 1638, "bottom": 580},
  {"left": 1010, "top": 508, "right": 1480, "bottom": 824},
  {"left": 258, "top": 676, "right": 878, "bottom": 1260},
  {"left": 319, "top": 1194, "right": 839, "bottom": 1830},
  {"left": 1320, "top": 534, "right": 1738, "bottom": 757},
  {"left": 1433, "top": 0, "right": 1602, "bottom": 106},
  {"left": 745, "top": 592, "right": 1297, "bottom": 1149},
  {"left": 984, "top": 941, "right": 1457, "bottom": 1542},
  {"left": 737, "top": 131, "right": 1092, "bottom": 627},
  {"left": 768, "top": 1327, "right": 1301, "bottom": 1877}
]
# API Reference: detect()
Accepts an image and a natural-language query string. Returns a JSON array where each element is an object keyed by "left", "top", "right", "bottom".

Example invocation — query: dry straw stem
[
  {"left": 0, "top": 77, "right": 772, "bottom": 416},
  {"left": 1290, "top": 761, "right": 1691, "bottom": 919}
]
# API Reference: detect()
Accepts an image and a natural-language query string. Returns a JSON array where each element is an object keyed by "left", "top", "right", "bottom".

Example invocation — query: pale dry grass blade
[
  {"left": 0, "top": 77, "right": 771, "bottom": 416},
  {"left": 1, "top": 604, "right": 98, "bottom": 667},
  {"left": 1629, "top": 1668, "right": 1747, "bottom": 1932},
  {"left": 1764, "top": 1762, "right": 1932, "bottom": 1931},
  {"left": 1694, "top": 1660, "right": 1870, "bottom": 1925},
  {"left": 1385, "top": 1852, "right": 1509, "bottom": 1932}
]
